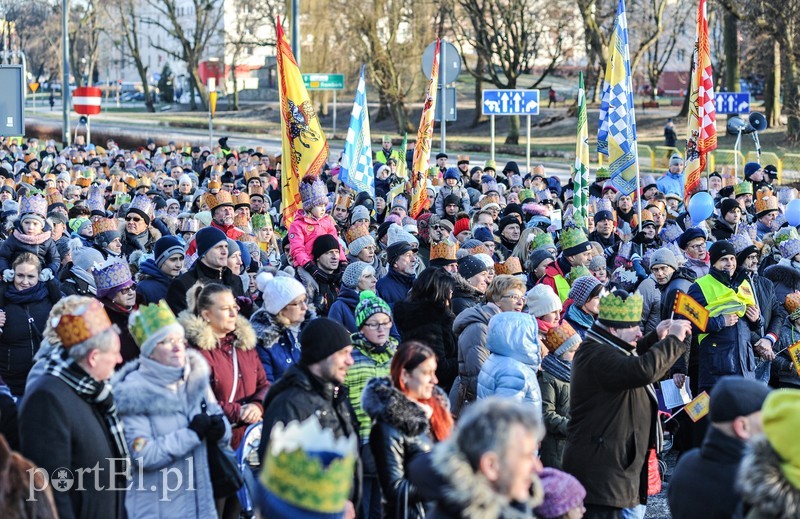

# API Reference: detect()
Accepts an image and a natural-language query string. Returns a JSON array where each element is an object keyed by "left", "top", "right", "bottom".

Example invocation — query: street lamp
[{"left": 62, "top": 0, "right": 71, "bottom": 145}]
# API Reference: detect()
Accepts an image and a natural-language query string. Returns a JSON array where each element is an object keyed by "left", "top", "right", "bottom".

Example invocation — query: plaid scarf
[{"left": 44, "top": 350, "right": 131, "bottom": 462}]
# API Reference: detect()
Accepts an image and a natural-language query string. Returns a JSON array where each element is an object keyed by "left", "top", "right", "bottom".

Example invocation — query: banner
[
  {"left": 409, "top": 39, "right": 440, "bottom": 218},
  {"left": 673, "top": 291, "right": 710, "bottom": 332},
  {"left": 597, "top": 0, "right": 639, "bottom": 196},
  {"left": 573, "top": 72, "right": 590, "bottom": 230},
  {"left": 276, "top": 18, "right": 328, "bottom": 224},
  {"left": 340, "top": 65, "right": 374, "bottom": 197},
  {"left": 685, "top": 391, "right": 710, "bottom": 422},
  {"left": 789, "top": 341, "right": 800, "bottom": 376},
  {"left": 395, "top": 133, "right": 408, "bottom": 179},
  {"left": 684, "top": 0, "right": 717, "bottom": 205}
]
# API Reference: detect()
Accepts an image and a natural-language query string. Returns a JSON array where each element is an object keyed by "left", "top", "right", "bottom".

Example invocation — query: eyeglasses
[
  {"left": 126, "top": 216, "right": 143, "bottom": 222},
  {"left": 286, "top": 299, "right": 308, "bottom": 308},
  {"left": 120, "top": 284, "right": 137, "bottom": 294},
  {"left": 686, "top": 243, "right": 706, "bottom": 250},
  {"left": 157, "top": 337, "right": 186, "bottom": 349},
  {"left": 363, "top": 321, "right": 392, "bottom": 330},
  {"left": 431, "top": 225, "right": 443, "bottom": 230},
  {"left": 501, "top": 294, "right": 527, "bottom": 303}
]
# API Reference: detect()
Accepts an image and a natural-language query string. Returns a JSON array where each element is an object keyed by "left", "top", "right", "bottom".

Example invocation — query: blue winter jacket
[
  {"left": 656, "top": 171, "right": 684, "bottom": 199},
  {"left": 376, "top": 267, "right": 415, "bottom": 308},
  {"left": 477, "top": 312, "right": 543, "bottom": 418},
  {"left": 136, "top": 258, "right": 173, "bottom": 304},
  {"left": 250, "top": 308, "right": 303, "bottom": 383},
  {"left": 327, "top": 287, "right": 359, "bottom": 333}
]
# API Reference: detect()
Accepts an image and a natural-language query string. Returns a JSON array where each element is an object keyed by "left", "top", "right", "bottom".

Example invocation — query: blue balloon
[
  {"left": 787, "top": 199, "right": 800, "bottom": 227},
  {"left": 688, "top": 192, "right": 714, "bottom": 223}
]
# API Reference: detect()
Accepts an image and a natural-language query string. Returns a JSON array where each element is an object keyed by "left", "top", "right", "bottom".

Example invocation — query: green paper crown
[
  {"left": 130, "top": 301, "right": 178, "bottom": 348},
  {"left": 566, "top": 265, "right": 592, "bottom": 285},
  {"left": 533, "top": 232, "right": 555, "bottom": 250},
  {"left": 599, "top": 292, "right": 643, "bottom": 326},
  {"left": 734, "top": 181, "right": 753, "bottom": 196},
  {"left": 775, "top": 227, "right": 800, "bottom": 246},
  {"left": 595, "top": 166, "right": 610, "bottom": 180},
  {"left": 519, "top": 189, "right": 535, "bottom": 202},
  {"left": 560, "top": 226, "right": 589, "bottom": 252},
  {"left": 252, "top": 213, "right": 272, "bottom": 230}
]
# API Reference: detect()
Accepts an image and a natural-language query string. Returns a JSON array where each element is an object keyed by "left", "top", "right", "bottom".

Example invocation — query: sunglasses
[
  {"left": 119, "top": 283, "right": 137, "bottom": 294},
  {"left": 126, "top": 216, "right": 143, "bottom": 222}
]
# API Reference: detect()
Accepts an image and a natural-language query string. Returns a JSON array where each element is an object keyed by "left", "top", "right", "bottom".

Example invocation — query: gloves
[
  {"left": 188, "top": 413, "right": 211, "bottom": 440},
  {"left": 39, "top": 268, "right": 53, "bottom": 282},
  {"left": 2, "top": 269, "right": 13, "bottom": 282},
  {"left": 206, "top": 415, "right": 226, "bottom": 442}
]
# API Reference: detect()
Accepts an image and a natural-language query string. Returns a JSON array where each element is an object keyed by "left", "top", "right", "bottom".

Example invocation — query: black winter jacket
[{"left": 166, "top": 260, "right": 244, "bottom": 315}]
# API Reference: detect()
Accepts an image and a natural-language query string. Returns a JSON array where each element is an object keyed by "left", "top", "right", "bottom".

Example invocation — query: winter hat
[
  {"left": 299, "top": 317, "right": 353, "bottom": 366},
  {"left": 345, "top": 221, "right": 375, "bottom": 258},
  {"left": 498, "top": 215, "right": 520, "bottom": 234},
  {"left": 534, "top": 468, "right": 587, "bottom": 519},
  {"left": 587, "top": 255, "right": 607, "bottom": 273},
  {"left": 543, "top": 322, "right": 581, "bottom": 356},
  {"left": 709, "top": 240, "right": 736, "bottom": 265},
  {"left": 350, "top": 204, "right": 370, "bottom": 224},
  {"left": 387, "top": 224, "right": 419, "bottom": 247},
  {"left": 72, "top": 243, "right": 104, "bottom": 273},
  {"left": 529, "top": 249, "right": 554, "bottom": 271},
  {"left": 342, "top": 261, "right": 374, "bottom": 289},
  {"left": 154, "top": 235, "right": 185, "bottom": 268},
  {"left": 780, "top": 239, "right": 800, "bottom": 261},
  {"left": 526, "top": 284, "right": 562, "bottom": 317},
  {"left": 762, "top": 389, "right": 800, "bottom": 488},
  {"left": 744, "top": 162, "right": 762, "bottom": 180},
  {"left": 69, "top": 217, "right": 92, "bottom": 235},
  {"left": 473, "top": 226, "right": 495, "bottom": 243},
  {"left": 677, "top": 227, "right": 706, "bottom": 250},
  {"left": 649, "top": 248, "right": 678, "bottom": 270},
  {"left": 391, "top": 194, "right": 408, "bottom": 211},
  {"left": 669, "top": 154, "right": 684, "bottom": 167},
  {"left": 594, "top": 210, "right": 614, "bottom": 224},
  {"left": 720, "top": 198, "right": 741, "bottom": 218},
  {"left": 129, "top": 301, "right": 185, "bottom": 358},
  {"left": 443, "top": 193, "right": 461, "bottom": 208},
  {"left": 262, "top": 274, "right": 307, "bottom": 315},
  {"left": 311, "top": 233, "right": 341, "bottom": 261},
  {"left": 386, "top": 241, "right": 415, "bottom": 268},
  {"left": 299, "top": 174, "right": 328, "bottom": 211},
  {"left": 709, "top": 376, "right": 771, "bottom": 423},
  {"left": 195, "top": 226, "right": 228, "bottom": 259},
  {"left": 458, "top": 255, "right": 488, "bottom": 280},
  {"left": 569, "top": 276, "right": 602, "bottom": 309},
  {"left": 355, "top": 290, "right": 392, "bottom": 329},
  {"left": 454, "top": 218, "right": 471, "bottom": 237},
  {"left": 444, "top": 168, "right": 460, "bottom": 181}
]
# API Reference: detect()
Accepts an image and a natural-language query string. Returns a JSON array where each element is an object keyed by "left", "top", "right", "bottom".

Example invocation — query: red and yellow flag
[
  {"left": 673, "top": 291, "right": 710, "bottom": 332},
  {"left": 409, "top": 39, "right": 440, "bottom": 218},
  {"left": 685, "top": 391, "right": 710, "bottom": 422},
  {"left": 788, "top": 341, "right": 800, "bottom": 376},
  {"left": 276, "top": 18, "right": 328, "bottom": 225},
  {"left": 684, "top": 0, "right": 717, "bottom": 205}
]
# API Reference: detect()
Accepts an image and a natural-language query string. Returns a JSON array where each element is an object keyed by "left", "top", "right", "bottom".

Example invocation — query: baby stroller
[{"left": 235, "top": 421, "right": 263, "bottom": 519}]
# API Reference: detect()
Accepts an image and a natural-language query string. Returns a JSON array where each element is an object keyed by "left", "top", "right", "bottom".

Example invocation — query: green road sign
[{"left": 302, "top": 73, "right": 345, "bottom": 90}]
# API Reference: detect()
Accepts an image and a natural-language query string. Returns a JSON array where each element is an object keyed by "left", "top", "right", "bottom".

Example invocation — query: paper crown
[
  {"left": 234, "top": 214, "right": 251, "bottom": 231},
  {"left": 785, "top": 292, "right": 800, "bottom": 321},
  {"left": 180, "top": 218, "right": 199, "bottom": 233},
  {"left": 595, "top": 166, "right": 610, "bottom": 181},
  {"left": 137, "top": 176, "right": 151, "bottom": 189},
  {"left": 775, "top": 227, "right": 800, "bottom": 247},
  {"left": 92, "top": 217, "right": 118, "bottom": 236},
  {"left": 494, "top": 257, "right": 523, "bottom": 275},
  {"left": 261, "top": 416, "right": 357, "bottom": 517},
  {"left": 645, "top": 199, "right": 666, "bottom": 214},
  {"left": 129, "top": 301, "right": 178, "bottom": 349},
  {"left": 335, "top": 194, "right": 353, "bottom": 209},
  {"left": 565, "top": 265, "right": 592, "bottom": 285},
  {"left": 659, "top": 222, "right": 683, "bottom": 244},
  {"left": 45, "top": 187, "right": 64, "bottom": 206},
  {"left": 53, "top": 298, "right": 114, "bottom": 349},
  {"left": 245, "top": 169, "right": 260, "bottom": 183},
  {"left": 18, "top": 194, "right": 48, "bottom": 217},
  {"left": 93, "top": 258, "right": 133, "bottom": 296},
  {"left": 248, "top": 185, "right": 265, "bottom": 197},
  {"left": 233, "top": 191, "right": 250, "bottom": 207},
  {"left": 430, "top": 240, "right": 459, "bottom": 262},
  {"left": 123, "top": 174, "right": 137, "bottom": 189},
  {"left": 519, "top": 188, "right": 536, "bottom": 202},
  {"left": 207, "top": 177, "right": 222, "bottom": 190},
  {"left": 457, "top": 155, "right": 470, "bottom": 162},
  {"left": 598, "top": 291, "right": 643, "bottom": 327},
  {"left": 204, "top": 190, "right": 234, "bottom": 211},
  {"left": 754, "top": 192, "right": 779, "bottom": 215},
  {"left": 631, "top": 209, "right": 655, "bottom": 230},
  {"left": 544, "top": 321, "right": 581, "bottom": 355},
  {"left": 560, "top": 226, "right": 590, "bottom": 254},
  {"left": 86, "top": 186, "right": 105, "bottom": 214},
  {"left": 780, "top": 238, "right": 800, "bottom": 261},
  {"left": 779, "top": 187, "right": 798, "bottom": 205},
  {"left": 595, "top": 198, "right": 613, "bottom": 213},
  {"left": 484, "top": 159, "right": 497, "bottom": 171},
  {"left": 734, "top": 181, "right": 754, "bottom": 196},
  {"left": 251, "top": 213, "right": 272, "bottom": 230},
  {"left": 533, "top": 232, "right": 556, "bottom": 251},
  {"left": 129, "top": 194, "right": 153, "bottom": 217},
  {"left": 345, "top": 220, "right": 370, "bottom": 245},
  {"left": 299, "top": 175, "right": 328, "bottom": 211}
]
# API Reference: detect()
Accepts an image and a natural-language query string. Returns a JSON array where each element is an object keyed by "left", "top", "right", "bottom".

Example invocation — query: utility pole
[
  {"left": 62, "top": 0, "right": 71, "bottom": 146},
  {"left": 291, "top": 0, "right": 300, "bottom": 66}
]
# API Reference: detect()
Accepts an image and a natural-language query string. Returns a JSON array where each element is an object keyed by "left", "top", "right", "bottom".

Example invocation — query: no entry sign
[{"left": 73, "top": 87, "right": 102, "bottom": 115}]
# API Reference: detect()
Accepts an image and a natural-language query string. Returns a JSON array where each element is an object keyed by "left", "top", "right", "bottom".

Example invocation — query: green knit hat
[{"left": 355, "top": 290, "right": 392, "bottom": 329}]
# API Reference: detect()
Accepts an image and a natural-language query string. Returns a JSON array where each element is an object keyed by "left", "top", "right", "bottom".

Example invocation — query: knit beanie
[
  {"left": 529, "top": 249, "right": 554, "bottom": 271},
  {"left": 195, "top": 226, "right": 228, "bottom": 259},
  {"left": 443, "top": 193, "right": 461, "bottom": 208},
  {"left": 709, "top": 376, "right": 771, "bottom": 423},
  {"left": 350, "top": 204, "right": 370, "bottom": 224},
  {"left": 720, "top": 198, "right": 741, "bottom": 218},
  {"left": 526, "top": 284, "right": 563, "bottom": 317},
  {"left": 386, "top": 241, "right": 415, "bottom": 267},
  {"left": 348, "top": 232, "right": 375, "bottom": 258},
  {"left": 534, "top": 468, "right": 587, "bottom": 519},
  {"left": 497, "top": 215, "right": 520, "bottom": 234},
  {"left": 355, "top": 290, "right": 392, "bottom": 329},
  {"left": 744, "top": 162, "right": 761, "bottom": 180},
  {"left": 20, "top": 212, "right": 45, "bottom": 227},
  {"left": 261, "top": 274, "right": 307, "bottom": 315},
  {"left": 69, "top": 217, "right": 92, "bottom": 235},
  {"left": 569, "top": 276, "right": 602, "bottom": 309},
  {"left": 342, "top": 261, "right": 373, "bottom": 289},
  {"left": 472, "top": 226, "right": 494, "bottom": 243},
  {"left": 649, "top": 248, "right": 678, "bottom": 270},
  {"left": 473, "top": 253, "right": 495, "bottom": 269},
  {"left": 458, "top": 255, "right": 488, "bottom": 280},
  {"left": 154, "top": 235, "right": 185, "bottom": 268},
  {"left": 709, "top": 240, "right": 736, "bottom": 265},
  {"left": 454, "top": 218, "right": 470, "bottom": 236},
  {"left": 299, "top": 317, "right": 353, "bottom": 366},
  {"left": 72, "top": 244, "right": 105, "bottom": 273},
  {"left": 311, "top": 233, "right": 341, "bottom": 260},
  {"left": 761, "top": 389, "right": 800, "bottom": 488},
  {"left": 387, "top": 224, "right": 419, "bottom": 247},
  {"left": 444, "top": 168, "right": 460, "bottom": 181}
]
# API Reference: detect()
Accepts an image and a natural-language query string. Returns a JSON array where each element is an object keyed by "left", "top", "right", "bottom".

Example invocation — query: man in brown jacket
[{"left": 562, "top": 290, "right": 691, "bottom": 519}]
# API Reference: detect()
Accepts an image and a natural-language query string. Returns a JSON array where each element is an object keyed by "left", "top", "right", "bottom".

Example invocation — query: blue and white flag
[
  {"left": 596, "top": 0, "right": 639, "bottom": 196},
  {"left": 340, "top": 66, "right": 374, "bottom": 197}
]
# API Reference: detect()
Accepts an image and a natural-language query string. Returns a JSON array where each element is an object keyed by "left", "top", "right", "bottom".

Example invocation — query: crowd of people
[{"left": 0, "top": 133, "right": 798, "bottom": 519}]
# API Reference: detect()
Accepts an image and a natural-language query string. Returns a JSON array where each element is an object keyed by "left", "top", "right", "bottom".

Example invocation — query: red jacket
[
  {"left": 288, "top": 211, "right": 346, "bottom": 267},
  {"left": 186, "top": 220, "right": 245, "bottom": 256}
]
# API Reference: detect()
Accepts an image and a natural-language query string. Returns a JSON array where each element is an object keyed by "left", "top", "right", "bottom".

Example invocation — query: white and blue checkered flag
[
  {"left": 340, "top": 66, "right": 374, "bottom": 197},
  {"left": 596, "top": 0, "right": 639, "bottom": 195}
]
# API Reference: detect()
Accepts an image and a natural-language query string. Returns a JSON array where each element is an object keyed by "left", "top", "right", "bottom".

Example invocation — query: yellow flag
[
  {"left": 685, "top": 391, "right": 710, "bottom": 422},
  {"left": 788, "top": 341, "right": 800, "bottom": 376},
  {"left": 409, "top": 39, "right": 440, "bottom": 218},
  {"left": 673, "top": 291, "right": 709, "bottom": 332},
  {"left": 276, "top": 18, "right": 328, "bottom": 225}
]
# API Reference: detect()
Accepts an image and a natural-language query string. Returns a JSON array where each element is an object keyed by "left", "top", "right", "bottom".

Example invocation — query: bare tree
[
  {"left": 638, "top": 1, "right": 692, "bottom": 99},
  {"left": 1, "top": 0, "right": 61, "bottom": 82},
  {"left": 68, "top": 0, "right": 101, "bottom": 87},
  {"left": 450, "top": 0, "right": 572, "bottom": 144},
  {"left": 145, "top": 0, "right": 225, "bottom": 111}
]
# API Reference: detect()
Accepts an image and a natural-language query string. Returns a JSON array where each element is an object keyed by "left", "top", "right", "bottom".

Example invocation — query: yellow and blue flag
[
  {"left": 340, "top": 66, "right": 374, "bottom": 197},
  {"left": 573, "top": 72, "right": 590, "bottom": 230},
  {"left": 597, "top": 0, "right": 639, "bottom": 196}
]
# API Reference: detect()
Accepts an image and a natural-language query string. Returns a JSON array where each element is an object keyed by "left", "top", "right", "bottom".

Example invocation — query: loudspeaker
[
  {"left": 727, "top": 116, "right": 749, "bottom": 136},
  {"left": 749, "top": 112, "right": 768, "bottom": 132}
]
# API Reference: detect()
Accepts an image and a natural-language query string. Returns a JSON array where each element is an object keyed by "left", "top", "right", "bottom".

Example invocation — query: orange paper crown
[
  {"left": 92, "top": 217, "right": 118, "bottom": 236},
  {"left": 755, "top": 189, "right": 779, "bottom": 215},
  {"left": 494, "top": 257, "right": 523, "bottom": 275},
  {"left": 345, "top": 220, "right": 370, "bottom": 245},
  {"left": 233, "top": 191, "right": 251, "bottom": 207},
  {"left": 785, "top": 292, "right": 800, "bottom": 320},
  {"left": 54, "top": 298, "right": 114, "bottom": 349},
  {"left": 335, "top": 194, "right": 353, "bottom": 209},
  {"left": 204, "top": 190, "right": 233, "bottom": 211},
  {"left": 245, "top": 169, "right": 260, "bottom": 183},
  {"left": 45, "top": 188, "right": 63, "bottom": 206},
  {"left": 248, "top": 185, "right": 265, "bottom": 197},
  {"left": 543, "top": 321, "right": 581, "bottom": 355},
  {"left": 430, "top": 240, "right": 459, "bottom": 262}
]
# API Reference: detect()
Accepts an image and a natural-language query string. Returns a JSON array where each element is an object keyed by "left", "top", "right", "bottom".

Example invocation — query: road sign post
[
  {"left": 207, "top": 78, "right": 216, "bottom": 149},
  {"left": 423, "top": 40, "right": 461, "bottom": 155},
  {"left": 0, "top": 66, "right": 24, "bottom": 136},
  {"left": 29, "top": 82, "right": 38, "bottom": 112},
  {"left": 302, "top": 73, "right": 345, "bottom": 137},
  {"left": 482, "top": 89, "right": 540, "bottom": 167},
  {"left": 527, "top": 115, "right": 531, "bottom": 173},
  {"left": 714, "top": 92, "right": 750, "bottom": 114},
  {"left": 490, "top": 115, "right": 495, "bottom": 161}
]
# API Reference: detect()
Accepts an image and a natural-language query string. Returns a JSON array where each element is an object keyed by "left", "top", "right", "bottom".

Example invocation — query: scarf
[
  {"left": 541, "top": 354, "right": 572, "bottom": 383},
  {"left": 536, "top": 318, "right": 557, "bottom": 335},
  {"left": 565, "top": 304, "right": 594, "bottom": 331},
  {"left": 43, "top": 350, "right": 131, "bottom": 461},
  {"left": 70, "top": 266, "right": 97, "bottom": 294},
  {"left": 127, "top": 229, "right": 150, "bottom": 251},
  {"left": 5, "top": 282, "right": 49, "bottom": 305},
  {"left": 12, "top": 228, "right": 52, "bottom": 245}
]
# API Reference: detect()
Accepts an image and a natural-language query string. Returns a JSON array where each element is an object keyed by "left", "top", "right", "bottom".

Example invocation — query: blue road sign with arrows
[
  {"left": 714, "top": 92, "right": 750, "bottom": 114},
  {"left": 482, "top": 89, "right": 540, "bottom": 115}
]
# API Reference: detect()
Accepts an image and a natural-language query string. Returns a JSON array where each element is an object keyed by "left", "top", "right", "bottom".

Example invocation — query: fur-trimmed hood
[
  {"left": 250, "top": 306, "right": 316, "bottom": 348},
  {"left": 430, "top": 436, "right": 543, "bottom": 518},
  {"left": 361, "top": 377, "right": 430, "bottom": 437},
  {"left": 178, "top": 311, "right": 256, "bottom": 352},
  {"left": 739, "top": 436, "right": 800, "bottom": 518},
  {"left": 764, "top": 261, "right": 800, "bottom": 289},
  {"left": 112, "top": 349, "right": 211, "bottom": 416}
]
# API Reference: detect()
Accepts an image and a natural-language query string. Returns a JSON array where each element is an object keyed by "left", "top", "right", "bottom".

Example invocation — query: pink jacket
[{"left": 288, "top": 211, "right": 346, "bottom": 267}]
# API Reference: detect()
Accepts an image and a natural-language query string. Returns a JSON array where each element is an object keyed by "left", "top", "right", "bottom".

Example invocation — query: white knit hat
[
  {"left": 387, "top": 224, "right": 419, "bottom": 247},
  {"left": 260, "top": 273, "right": 307, "bottom": 314},
  {"left": 526, "top": 284, "right": 563, "bottom": 317}
]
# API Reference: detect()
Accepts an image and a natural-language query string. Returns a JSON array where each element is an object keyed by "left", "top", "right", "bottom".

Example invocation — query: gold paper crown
[
  {"left": 631, "top": 209, "right": 654, "bottom": 230},
  {"left": 137, "top": 177, "right": 151, "bottom": 189},
  {"left": 46, "top": 187, "right": 63, "bottom": 206},
  {"left": 75, "top": 176, "right": 92, "bottom": 187},
  {"left": 54, "top": 298, "right": 114, "bottom": 349},
  {"left": 598, "top": 291, "right": 643, "bottom": 326},
  {"left": 335, "top": 194, "right": 353, "bottom": 209},
  {"left": 466, "top": 244, "right": 490, "bottom": 255},
  {"left": 785, "top": 292, "right": 800, "bottom": 320},
  {"left": 207, "top": 178, "right": 222, "bottom": 190},
  {"left": 111, "top": 180, "right": 128, "bottom": 193},
  {"left": 430, "top": 240, "right": 459, "bottom": 262},
  {"left": 245, "top": 169, "right": 260, "bottom": 183},
  {"left": 645, "top": 199, "right": 666, "bottom": 214},
  {"left": 755, "top": 189, "right": 779, "bottom": 214},
  {"left": 734, "top": 181, "right": 753, "bottom": 196},
  {"left": 345, "top": 220, "right": 370, "bottom": 245},
  {"left": 457, "top": 155, "right": 470, "bottom": 162},
  {"left": 129, "top": 301, "right": 179, "bottom": 348},
  {"left": 248, "top": 185, "right": 265, "bottom": 197},
  {"left": 543, "top": 321, "right": 581, "bottom": 354},
  {"left": 233, "top": 191, "right": 250, "bottom": 207},
  {"left": 494, "top": 257, "right": 523, "bottom": 275},
  {"left": 204, "top": 190, "right": 233, "bottom": 210},
  {"left": 92, "top": 217, "right": 118, "bottom": 235}
]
